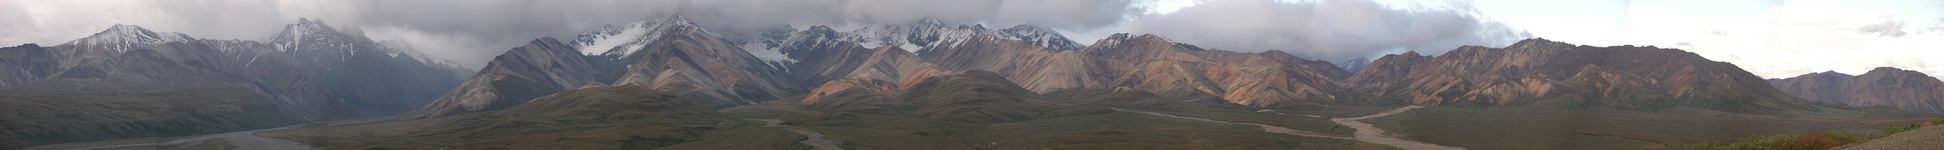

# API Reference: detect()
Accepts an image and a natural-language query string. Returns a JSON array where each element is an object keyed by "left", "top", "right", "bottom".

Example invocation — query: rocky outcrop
[
  {"left": 1772, "top": 67, "right": 1944, "bottom": 114},
  {"left": 1371, "top": 38, "right": 1819, "bottom": 113}
]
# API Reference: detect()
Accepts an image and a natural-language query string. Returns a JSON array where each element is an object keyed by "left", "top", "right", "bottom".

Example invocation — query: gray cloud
[
  {"left": 1124, "top": 0, "right": 1529, "bottom": 63},
  {"left": 1855, "top": 20, "right": 1906, "bottom": 37}
]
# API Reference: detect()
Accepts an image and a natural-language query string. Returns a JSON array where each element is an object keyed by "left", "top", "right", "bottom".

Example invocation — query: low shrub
[
  {"left": 1821, "top": 131, "right": 1860, "bottom": 143},
  {"left": 1774, "top": 133, "right": 1845, "bottom": 150}
]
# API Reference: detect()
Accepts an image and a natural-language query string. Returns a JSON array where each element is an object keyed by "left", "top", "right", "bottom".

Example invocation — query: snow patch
[{"left": 575, "top": 23, "right": 650, "bottom": 55}]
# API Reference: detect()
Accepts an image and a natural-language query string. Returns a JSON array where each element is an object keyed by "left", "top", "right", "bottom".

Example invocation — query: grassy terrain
[
  {"left": 258, "top": 87, "right": 814, "bottom": 150},
  {"left": 0, "top": 84, "right": 304, "bottom": 149},
  {"left": 726, "top": 98, "right": 1392, "bottom": 150},
  {"left": 1361, "top": 106, "right": 1939, "bottom": 150},
  {"left": 1682, "top": 117, "right": 1944, "bottom": 150},
  {"left": 1150, "top": 106, "right": 1399, "bottom": 136}
]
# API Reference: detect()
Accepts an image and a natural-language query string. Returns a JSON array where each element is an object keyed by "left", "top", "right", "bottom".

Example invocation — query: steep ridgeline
[
  {"left": 0, "top": 19, "right": 467, "bottom": 149},
  {"left": 1771, "top": 67, "right": 1944, "bottom": 114},
  {"left": 404, "top": 16, "right": 805, "bottom": 119},
  {"left": 1359, "top": 38, "right": 1820, "bottom": 113}
]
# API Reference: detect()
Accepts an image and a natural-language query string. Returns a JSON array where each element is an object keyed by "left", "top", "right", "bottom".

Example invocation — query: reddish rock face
[
  {"left": 1772, "top": 67, "right": 1944, "bottom": 114},
  {"left": 1366, "top": 39, "right": 1819, "bottom": 113}
]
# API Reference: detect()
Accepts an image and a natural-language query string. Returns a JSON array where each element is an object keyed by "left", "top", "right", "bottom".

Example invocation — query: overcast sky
[{"left": 2, "top": 0, "right": 1940, "bottom": 78}]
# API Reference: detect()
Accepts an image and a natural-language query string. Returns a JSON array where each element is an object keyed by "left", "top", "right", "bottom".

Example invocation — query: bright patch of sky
[{"left": 1405, "top": 0, "right": 1944, "bottom": 78}]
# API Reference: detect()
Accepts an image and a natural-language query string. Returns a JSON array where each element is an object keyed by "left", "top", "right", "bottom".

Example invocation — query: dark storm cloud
[{"left": 1124, "top": 0, "right": 1529, "bottom": 63}]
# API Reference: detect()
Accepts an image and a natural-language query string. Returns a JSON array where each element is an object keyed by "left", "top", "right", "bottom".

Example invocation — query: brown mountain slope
[
  {"left": 398, "top": 38, "right": 600, "bottom": 119},
  {"left": 405, "top": 16, "right": 808, "bottom": 119},
  {"left": 1772, "top": 67, "right": 1944, "bottom": 114},
  {"left": 797, "top": 46, "right": 954, "bottom": 105},
  {"left": 801, "top": 70, "right": 1108, "bottom": 123},
  {"left": 336, "top": 86, "right": 748, "bottom": 149},
  {"left": 918, "top": 34, "right": 1114, "bottom": 93},
  {"left": 607, "top": 17, "right": 803, "bottom": 106},
  {"left": 1346, "top": 51, "right": 1429, "bottom": 90},
  {"left": 1373, "top": 38, "right": 1819, "bottom": 113},
  {"left": 1085, "top": 34, "right": 1350, "bottom": 108},
  {"left": 916, "top": 33, "right": 1351, "bottom": 108}
]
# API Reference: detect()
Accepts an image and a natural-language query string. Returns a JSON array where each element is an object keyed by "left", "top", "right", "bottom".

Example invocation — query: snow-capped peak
[
  {"left": 829, "top": 18, "right": 1085, "bottom": 53},
  {"left": 63, "top": 24, "right": 196, "bottom": 52},
  {"left": 566, "top": 15, "right": 703, "bottom": 56},
  {"left": 266, "top": 18, "right": 381, "bottom": 62},
  {"left": 997, "top": 24, "right": 1085, "bottom": 50},
  {"left": 267, "top": 18, "right": 359, "bottom": 53}
]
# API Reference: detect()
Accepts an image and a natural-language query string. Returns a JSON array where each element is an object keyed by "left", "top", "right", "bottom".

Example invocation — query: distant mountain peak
[
  {"left": 296, "top": 18, "right": 331, "bottom": 29},
  {"left": 1399, "top": 51, "right": 1422, "bottom": 56},
  {"left": 997, "top": 24, "right": 1085, "bottom": 50},
  {"left": 63, "top": 24, "right": 195, "bottom": 52},
  {"left": 1867, "top": 67, "right": 1915, "bottom": 74},
  {"left": 269, "top": 18, "right": 353, "bottom": 42}
]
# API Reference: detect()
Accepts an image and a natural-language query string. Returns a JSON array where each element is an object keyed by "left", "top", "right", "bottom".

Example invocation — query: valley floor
[
  {"left": 31, "top": 102, "right": 1937, "bottom": 150},
  {"left": 1361, "top": 107, "right": 1937, "bottom": 150}
]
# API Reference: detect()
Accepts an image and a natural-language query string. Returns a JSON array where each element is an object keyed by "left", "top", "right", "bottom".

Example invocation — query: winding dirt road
[
  {"left": 1109, "top": 108, "right": 1354, "bottom": 140},
  {"left": 721, "top": 106, "right": 844, "bottom": 150},
  {"left": 1113, "top": 106, "right": 1463, "bottom": 150},
  {"left": 1330, "top": 106, "right": 1463, "bottom": 150}
]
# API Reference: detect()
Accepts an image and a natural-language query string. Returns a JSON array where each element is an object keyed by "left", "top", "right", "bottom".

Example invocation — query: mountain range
[
  {"left": 1770, "top": 67, "right": 1944, "bottom": 114},
  {"left": 0, "top": 18, "right": 467, "bottom": 148},
  {"left": 9, "top": 15, "right": 1944, "bottom": 149}
]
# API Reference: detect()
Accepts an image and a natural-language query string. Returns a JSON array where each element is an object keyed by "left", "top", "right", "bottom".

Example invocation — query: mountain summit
[{"left": 1772, "top": 67, "right": 1944, "bottom": 114}]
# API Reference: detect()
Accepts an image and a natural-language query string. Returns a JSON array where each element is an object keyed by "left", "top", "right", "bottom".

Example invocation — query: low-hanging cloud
[{"left": 1124, "top": 0, "right": 1530, "bottom": 63}]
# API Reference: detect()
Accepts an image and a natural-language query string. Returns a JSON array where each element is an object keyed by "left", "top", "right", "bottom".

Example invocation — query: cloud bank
[{"left": 1124, "top": 0, "right": 1530, "bottom": 63}]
